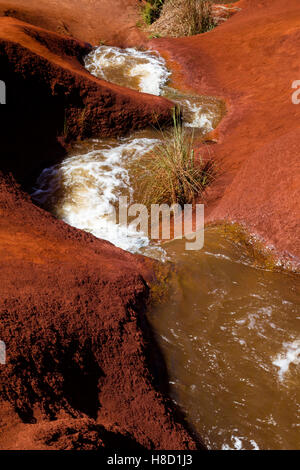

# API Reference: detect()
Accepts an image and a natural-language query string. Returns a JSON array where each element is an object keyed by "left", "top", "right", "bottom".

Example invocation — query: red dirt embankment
[
  {"left": 0, "top": 16, "right": 172, "bottom": 185},
  {"left": 0, "top": 19, "right": 200, "bottom": 450},
  {"left": 152, "top": 0, "right": 300, "bottom": 267},
  {"left": 0, "top": 175, "right": 199, "bottom": 450},
  {"left": 0, "top": 0, "right": 146, "bottom": 47}
]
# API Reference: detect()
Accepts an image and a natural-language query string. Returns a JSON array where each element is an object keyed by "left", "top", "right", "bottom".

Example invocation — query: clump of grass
[
  {"left": 185, "top": 0, "right": 216, "bottom": 35},
  {"left": 139, "top": 110, "right": 215, "bottom": 207},
  {"left": 149, "top": 0, "right": 217, "bottom": 37}
]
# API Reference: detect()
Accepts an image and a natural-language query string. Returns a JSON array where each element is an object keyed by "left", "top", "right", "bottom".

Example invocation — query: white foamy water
[
  {"left": 33, "top": 47, "right": 222, "bottom": 257},
  {"left": 222, "top": 436, "right": 260, "bottom": 451},
  {"left": 32, "top": 137, "right": 159, "bottom": 253},
  {"left": 183, "top": 99, "right": 214, "bottom": 132},
  {"left": 273, "top": 339, "right": 300, "bottom": 382},
  {"left": 85, "top": 45, "right": 218, "bottom": 133},
  {"left": 85, "top": 45, "right": 171, "bottom": 96}
]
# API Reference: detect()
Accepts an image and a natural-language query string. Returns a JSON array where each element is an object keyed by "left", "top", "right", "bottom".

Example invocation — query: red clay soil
[
  {"left": 0, "top": 16, "right": 172, "bottom": 185},
  {"left": 0, "top": 175, "right": 200, "bottom": 450},
  {"left": 0, "top": 18, "right": 199, "bottom": 450},
  {"left": 1, "top": 0, "right": 299, "bottom": 451},
  {"left": 0, "top": 0, "right": 146, "bottom": 47},
  {"left": 152, "top": 0, "right": 300, "bottom": 267}
]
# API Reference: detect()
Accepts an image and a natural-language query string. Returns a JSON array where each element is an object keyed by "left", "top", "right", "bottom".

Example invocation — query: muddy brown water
[
  {"left": 32, "top": 46, "right": 300, "bottom": 450},
  {"left": 150, "top": 235, "right": 300, "bottom": 450}
]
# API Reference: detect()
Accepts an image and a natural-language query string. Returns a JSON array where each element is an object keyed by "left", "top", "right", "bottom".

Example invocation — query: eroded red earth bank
[
  {"left": 0, "top": 0, "right": 299, "bottom": 450},
  {"left": 152, "top": 0, "right": 300, "bottom": 266},
  {"left": 0, "top": 0, "right": 146, "bottom": 46},
  {"left": 0, "top": 16, "right": 198, "bottom": 450}
]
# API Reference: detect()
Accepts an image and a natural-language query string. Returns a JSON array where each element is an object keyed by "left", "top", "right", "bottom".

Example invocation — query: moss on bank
[
  {"left": 208, "top": 222, "right": 292, "bottom": 272},
  {"left": 141, "top": 0, "right": 164, "bottom": 25}
]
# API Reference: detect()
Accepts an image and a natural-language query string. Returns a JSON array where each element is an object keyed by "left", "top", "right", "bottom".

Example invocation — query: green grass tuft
[
  {"left": 142, "top": 0, "right": 164, "bottom": 25},
  {"left": 138, "top": 109, "right": 215, "bottom": 207}
]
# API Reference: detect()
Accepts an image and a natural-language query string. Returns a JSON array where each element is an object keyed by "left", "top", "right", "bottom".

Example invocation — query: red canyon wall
[
  {"left": 0, "top": 175, "right": 199, "bottom": 450},
  {"left": 0, "top": 0, "right": 145, "bottom": 46},
  {"left": 0, "top": 17, "right": 198, "bottom": 450},
  {"left": 152, "top": 0, "right": 300, "bottom": 267},
  {"left": 0, "top": 16, "right": 172, "bottom": 185},
  {"left": 0, "top": 0, "right": 299, "bottom": 450}
]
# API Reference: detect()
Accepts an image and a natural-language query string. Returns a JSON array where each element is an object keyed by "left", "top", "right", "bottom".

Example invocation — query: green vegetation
[
  {"left": 142, "top": 0, "right": 164, "bottom": 25},
  {"left": 148, "top": 32, "right": 162, "bottom": 39},
  {"left": 211, "top": 223, "right": 282, "bottom": 272},
  {"left": 139, "top": 110, "right": 215, "bottom": 207}
]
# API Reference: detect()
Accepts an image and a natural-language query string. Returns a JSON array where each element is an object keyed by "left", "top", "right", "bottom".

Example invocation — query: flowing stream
[{"left": 32, "top": 46, "right": 300, "bottom": 450}]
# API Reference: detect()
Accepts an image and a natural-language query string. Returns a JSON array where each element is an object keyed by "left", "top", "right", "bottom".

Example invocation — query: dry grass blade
[
  {"left": 137, "top": 110, "right": 215, "bottom": 208},
  {"left": 149, "top": 0, "right": 216, "bottom": 37}
]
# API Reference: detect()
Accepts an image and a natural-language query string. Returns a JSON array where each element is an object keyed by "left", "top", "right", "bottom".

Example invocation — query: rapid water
[
  {"left": 149, "top": 236, "right": 300, "bottom": 450},
  {"left": 85, "top": 46, "right": 171, "bottom": 96},
  {"left": 85, "top": 46, "right": 223, "bottom": 133},
  {"left": 32, "top": 46, "right": 224, "bottom": 255},
  {"left": 32, "top": 46, "right": 300, "bottom": 450},
  {"left": 32, "top": 135, "right": 159, "bottom": 253}
]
